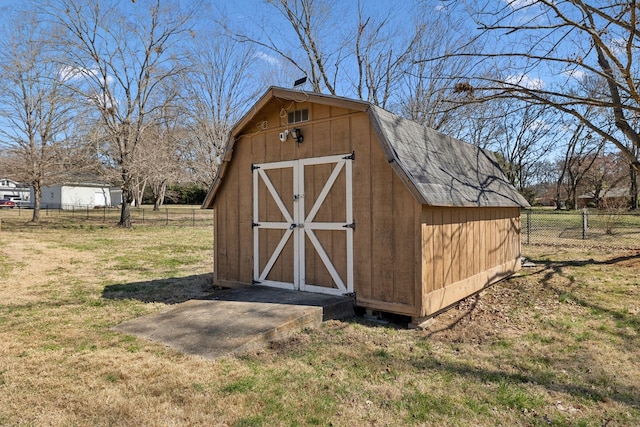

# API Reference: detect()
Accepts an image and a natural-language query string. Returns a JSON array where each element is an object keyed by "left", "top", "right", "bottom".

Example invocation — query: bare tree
[
  {"left": 226, "top": 0, "right": 343, "bottom": 94},
  {"left": 583, "top": 152, "right": 628, "bottom": 209},
  {"left": 449, "top": 99, "right": 505, "bottom": 149},
  {"left": 399, "top": 5, "right": 481, "bottom": 130},
  {"left": 182, "top": 34, "right": 259, "bottom": 188},
  {"left": 264, "top": 0, "right": 342, "bottom": 94},
  {"left": 0, "top": 12, "right": 86, "bottom": 222},
  {"left": 135, "top": 101, "right": 187, "bottom": 211},
  {"left": 443, "top": 1, "right": 640, "bottom": 170},
  {"left": 352, "top": 3, "right": 428, "bottom": 109},
  {"left": 46, "top": 0, "right": 196, "bottom": 227},
  {"left": 492, "top": 102, "right": 560, "bottom": 199},
  {"left": 229, "top": 0, "right": 460, "bottom": 111},
  {"left": 556, "top": 129, "right": 605, "bottom": 210}
]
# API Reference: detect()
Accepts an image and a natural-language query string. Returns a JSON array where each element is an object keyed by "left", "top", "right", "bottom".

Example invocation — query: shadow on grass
[
  {"left": 410, "top": 352, "right": 640, "bottom": 410},
  {"left": 412, "top": 251, "right": 640, "bottom": 410},
  {"left": 102, "top": 273, "right": 216, "bottom": 304},
  {"left": 426, "top": 252, "right": 640, "bottom": 340},
  {"left": 528, "top": 253, "right": 640, "bottom": 340}
]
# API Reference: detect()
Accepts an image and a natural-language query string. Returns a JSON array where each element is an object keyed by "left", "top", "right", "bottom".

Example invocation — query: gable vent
[{"left": 287, "top": 108, "right": 309, "bottom": 124}]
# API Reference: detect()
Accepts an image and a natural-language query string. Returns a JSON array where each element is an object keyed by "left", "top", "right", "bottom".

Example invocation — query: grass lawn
[{"left": 0, "top": 217, "right": 639, "bottom": 426}]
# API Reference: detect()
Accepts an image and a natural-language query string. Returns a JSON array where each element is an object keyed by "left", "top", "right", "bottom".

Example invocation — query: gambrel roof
[
  {"left": 369, "top": 105, "right": 529, "bottom": 208},
  {"left": 203, "top": 87, "right": 529, "bottom": 209}
]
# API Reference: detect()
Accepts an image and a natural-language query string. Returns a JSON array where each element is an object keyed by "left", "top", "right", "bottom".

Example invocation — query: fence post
[
  {"left": 526, "top": 210, "right": 531, "bottom": 245},
  {"left": 166, "top": 207, "right": 169, "bottom": 226},
  {"left": 192, "top": 209, "right": 195, "bottom": 227},
  {"left": 582, "top": 208, "right": 588, "bottom": 239}
]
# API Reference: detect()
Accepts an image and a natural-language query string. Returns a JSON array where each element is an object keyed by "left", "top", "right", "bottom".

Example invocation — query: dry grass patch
[{"left": 0, "top": 219, "right": 639, "bottom": 426}]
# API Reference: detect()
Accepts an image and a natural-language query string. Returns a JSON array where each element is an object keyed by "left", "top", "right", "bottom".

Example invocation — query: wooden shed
[{"left": 202, "top": 87, "right": 529, "bottom": 324}]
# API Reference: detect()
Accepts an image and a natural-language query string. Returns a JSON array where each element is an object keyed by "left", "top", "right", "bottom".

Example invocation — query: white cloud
[
  {"left": 608, "top": 37, "right": 626, "bottom": 56},
  {"left": 58, "top": 65, "right": 113, "bottom": 86},
  {"left": 505, "top": 73, "right": 544, "bottom": 90},
  {"left": 504, "top": 0, "right": 537, "bottom": 9},
  {"left": 254, "top": 51, "right": 281, "bottom": 66},
  {"left": 58, "top": 65, "right": 95, "bottom": 82},
  {"left": 562, "top": 68, "right": 586, "bottom": 80},
  {"left": 528, "top": 118, "right": 549, "bottom": 132}
]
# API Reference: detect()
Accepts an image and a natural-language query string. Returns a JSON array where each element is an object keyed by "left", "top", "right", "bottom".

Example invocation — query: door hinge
[
  {"left": 251, "top": 164, "right": 260, "bottom": 170},
  {"left": 252, "top": 222, "right": 260, "bottom": 228},
  {"left": 343, "top": 151, "right": 355, "bottom": 161},
  {"left": 252, "top": 280, "right": 261, "bottom": 284},
  {"left": 343, "top": 222, "right": 356, "bottom": 230}
]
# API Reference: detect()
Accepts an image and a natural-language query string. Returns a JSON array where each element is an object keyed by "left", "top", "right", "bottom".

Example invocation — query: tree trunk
[
  {"left": 153, "top": 193, "right": 161, "bottom": 211},
  {"left": 138, "top": 180, "right": 147, "bottom": 207},
  {"left": 152, "top": 181, "right": 167, "bottom": 211},
  {"left": 31, "top": 183, "right": 42, "bottom": 223},
  {"left": 566, "top": 182, "right": 577, "bottom": 210},
  {"left": 555, "top": 176, "right": 564, "bottom": 210},
  {"left": 118, "top": 171, "right": 133, "bottom": 228},
  {"left": 630, "top": 164, "right": 638, "bottom": 210}
]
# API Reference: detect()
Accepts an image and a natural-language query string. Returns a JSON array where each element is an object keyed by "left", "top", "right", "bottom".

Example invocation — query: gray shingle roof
[{"left": 369, "top": 105, "right": 529, "bottom": 208}]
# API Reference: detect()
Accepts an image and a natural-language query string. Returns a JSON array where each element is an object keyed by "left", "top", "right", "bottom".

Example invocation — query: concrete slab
[{"left": 114, "top": 286, "right": 354, "bottom": 359}]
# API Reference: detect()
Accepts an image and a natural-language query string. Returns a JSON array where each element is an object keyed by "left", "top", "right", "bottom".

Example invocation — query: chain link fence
[
  {"left": 522, "top": 209, "right": 640, "bottom": 249},
  {"left": 1, "top": 205, "right": 213, "bottom": 227}
]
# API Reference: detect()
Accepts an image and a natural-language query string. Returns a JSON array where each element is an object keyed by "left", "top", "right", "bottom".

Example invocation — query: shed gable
[{"left": 204, "top": 87, "right": 528, "bottom": 210}]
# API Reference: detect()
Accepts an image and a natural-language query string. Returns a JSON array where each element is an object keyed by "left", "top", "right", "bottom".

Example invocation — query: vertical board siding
[
  {"left": 442, "top": 210, "right": 453, "bottom": 287},
  {"left": 421, "top": 206, "right": 521, "bottom": 295},
  {"left": 392, "top": 172, "right": 416, "bottom": 307},
  {"left": 215, "top": 160, "right": 229, "bottom": 282},
  {"left": 366, "top": 123, "right": 419, "bottom": 307},
  {"left": 226, "top": 138, "right": 240, "bottom": 282},
  {"left": 351, "top": 114, "right": 372, "bottom": 300},
  {"left": 431, "top": 208, "right": 444, "bottom": 294},
  {"left": 451, "top": 209, "right": 461, "bottom": 284},
  {"left": 236, "top": 137, "right": 253, "bottom": 284},
  {"left": 370, "top": 131, "right": 395, "bottom": 302}
]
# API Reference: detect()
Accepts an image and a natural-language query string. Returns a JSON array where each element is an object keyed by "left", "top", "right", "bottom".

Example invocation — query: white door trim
[{"left": 252, "top": 154, "right": 354, "bottom": 295}]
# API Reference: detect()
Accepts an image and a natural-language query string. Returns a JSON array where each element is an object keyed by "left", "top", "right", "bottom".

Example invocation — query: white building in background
[
  {"left": 34, "top": 182, "right": 119, "bottom": 210},
  {"left": 0, "top": 178, "right": 32, "bottom": 206}
]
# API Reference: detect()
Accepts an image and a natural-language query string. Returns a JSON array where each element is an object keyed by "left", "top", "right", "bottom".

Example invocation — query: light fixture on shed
[{"left": 290, "top": 128, "right": 303, "bottom": 144}]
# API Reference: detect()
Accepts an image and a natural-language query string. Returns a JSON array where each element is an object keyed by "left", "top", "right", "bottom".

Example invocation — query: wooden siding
[
  {"left": 359, "top": 123, "right": 421, "bottom": 315},
  {"left": 212, "top": 96, "right": 522, "bottom": 318},
  {"left": 420, "top": 206, "right": 522, "bottom": 316},
  {"left": 213, "top": 100, "right": 422, "bottom": 314}
]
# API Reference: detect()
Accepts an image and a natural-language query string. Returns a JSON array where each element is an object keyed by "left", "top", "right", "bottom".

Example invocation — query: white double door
[{"left": 252, "top": 154, "right": 354, "bottom": 295}]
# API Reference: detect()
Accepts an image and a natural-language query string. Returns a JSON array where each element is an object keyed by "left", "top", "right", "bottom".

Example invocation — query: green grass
[{"left": 1, "top": 223, "right": 640, "bottom": 426}]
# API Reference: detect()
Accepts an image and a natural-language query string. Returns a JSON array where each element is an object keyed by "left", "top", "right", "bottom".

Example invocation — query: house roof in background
[{"left": 578, "top": 187, "right": 630, "bottom": 199}]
